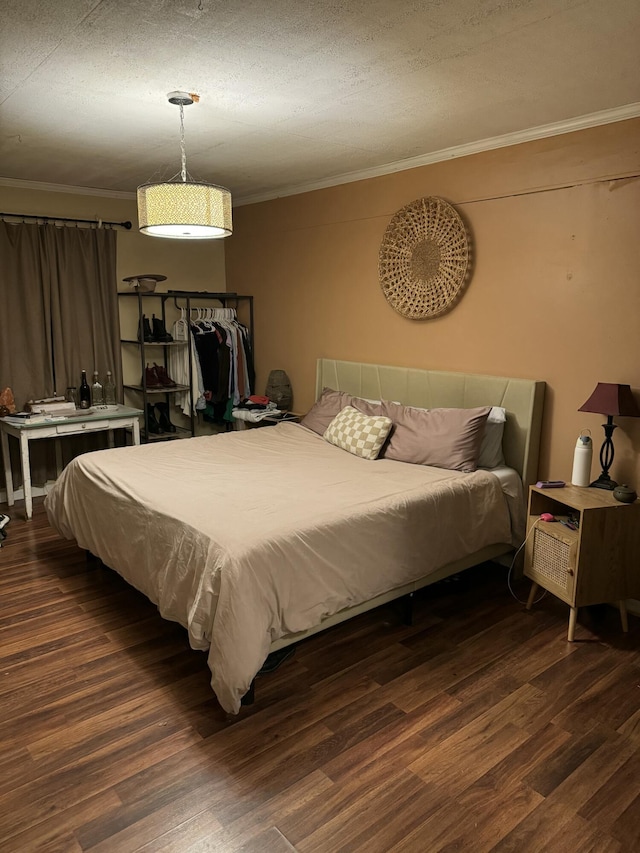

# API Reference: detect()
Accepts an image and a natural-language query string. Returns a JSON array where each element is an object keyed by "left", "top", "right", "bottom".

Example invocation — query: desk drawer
[{"left": 56, "top": 419, "right": 110, "bottom": 434}]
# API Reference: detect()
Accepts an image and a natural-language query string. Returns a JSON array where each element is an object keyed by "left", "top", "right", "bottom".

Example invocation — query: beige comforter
[{"left": 45, "top": 423, "right": 514, "bottom": 713}]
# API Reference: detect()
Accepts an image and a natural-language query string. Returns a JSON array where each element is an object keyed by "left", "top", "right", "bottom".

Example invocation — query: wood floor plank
[
  {"left": 551, "top": 660, "right": 640, "bottom": 735},
  {"left": 545, "top": 814, "right": 623, "bottom": 853},
  {"left": 409, "top": 719, "right": 531, "bottom": 799},
  {"left": 391, "top": 777, "right": 543, "bottom": 853},
  {"left": 1, "top": 499, "right": 639, "bottom": 852},
  {"left": 575, "top": 747, "right": 640, "bottom": 832},
  {"left": 288, "top": 768, "right": 435, "bottom": 853},
  {"left": 201, "top": 770, "right": 332, "bottom": 852},
  {"left": 0, "top": 727, "right": 203, "bottom": 843},
  {"left": 490, "top": 796, "right": 589, "bottom": 852},
  {"left": 609, "top": 792, "right": 640, "bottom": 851},
  {"left": 321, "top": 692, "right": 461, "bottom": 783},
  {"left": 81, "top": 793, "right": 223, "bottom": 852},
  {"left": 2, "top": 789, "right": 122, "bottom": 852}
]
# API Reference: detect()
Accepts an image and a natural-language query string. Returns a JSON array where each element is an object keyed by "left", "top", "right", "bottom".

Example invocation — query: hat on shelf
[{"left": 122, "top": 273, "right": 167, "bottom": 292}]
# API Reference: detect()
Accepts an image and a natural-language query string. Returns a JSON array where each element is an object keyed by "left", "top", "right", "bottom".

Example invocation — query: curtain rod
[{"left": 0, "top": 212, "right": 132, "bottom": 229}]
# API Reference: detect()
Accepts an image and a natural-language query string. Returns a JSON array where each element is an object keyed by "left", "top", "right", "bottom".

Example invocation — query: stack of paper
[
  {"left": 2, "top": 412, "right": 47, "bottom": 424},
  {"left": 30, "top": 401, "right": 77, "bottom": 415}
]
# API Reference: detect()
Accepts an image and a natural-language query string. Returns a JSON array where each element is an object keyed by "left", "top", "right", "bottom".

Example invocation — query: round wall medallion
[{"left": 378, "top": 197, "right": 470, "bottom": 320}]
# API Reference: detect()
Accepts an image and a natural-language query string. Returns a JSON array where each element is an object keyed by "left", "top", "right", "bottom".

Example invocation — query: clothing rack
[
  {"left": 0, "top": 212, "right": 132, "bottom": 229},
  {"left": 176, "top": 291, "right": 255, "bottom": 417},
  {"left": 184, "top": 306, "right": 237, "bottom": 322},
  {"left": 168, "top": 292, "right": 253, "bottom": 352},
  {"left": 120, "top": 290, "right": 254, "bottom": 439},
  {"left": 173, "top": 293, "right": 254, "bottom": 419}
]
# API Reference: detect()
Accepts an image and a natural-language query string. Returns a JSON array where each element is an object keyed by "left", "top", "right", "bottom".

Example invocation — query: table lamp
[{"left": 578, "top": 382, "right": 640, "bottom": 489}]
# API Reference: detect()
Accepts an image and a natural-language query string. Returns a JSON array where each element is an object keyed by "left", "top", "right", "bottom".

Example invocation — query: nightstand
[{"left": 524, "top": 484, "right": 640, "bottom": 641}]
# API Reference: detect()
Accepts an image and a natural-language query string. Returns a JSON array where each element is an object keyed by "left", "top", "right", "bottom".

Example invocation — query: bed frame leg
[{"left": 401, "top": 592, "right": 414, "bottom": 626}]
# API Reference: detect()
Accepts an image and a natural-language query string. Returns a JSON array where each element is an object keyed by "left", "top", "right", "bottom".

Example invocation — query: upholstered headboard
[{"left": 316, "top": 359, "right": 545, "bottom": 490}]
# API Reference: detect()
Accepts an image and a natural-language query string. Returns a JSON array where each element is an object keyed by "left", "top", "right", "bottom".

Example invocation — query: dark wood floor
[{"left": 1, "top": 499, "right": 639, "bottom": 852}]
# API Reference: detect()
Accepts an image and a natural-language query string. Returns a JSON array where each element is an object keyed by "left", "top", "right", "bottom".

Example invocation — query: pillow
[
  {"left": 381, "top": 402, "right": 491, "bottom": 472},
  {"left": 478, "top": 406, "right": 506, "bottom": 469},
  {"left": 323, "top": 406, "right": 393, "bottom": 460},
  {"left": 301, "top": 388, "right": 385, "bottom": 435}
]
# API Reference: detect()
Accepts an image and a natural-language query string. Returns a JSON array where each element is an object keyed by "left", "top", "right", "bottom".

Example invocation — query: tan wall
[{"left": 226, "top": 119, "right": 640, "bottom": 487}]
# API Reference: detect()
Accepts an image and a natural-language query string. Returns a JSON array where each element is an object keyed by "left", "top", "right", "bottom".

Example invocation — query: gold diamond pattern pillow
[{"left": 323, "top": 406, "right": 393, "bottom": 460}]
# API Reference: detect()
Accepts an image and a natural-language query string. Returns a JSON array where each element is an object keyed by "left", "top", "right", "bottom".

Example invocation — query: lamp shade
[
  {"left": 137, "top": 181, "right": 232, "bottom": 239},
  {"left": 578, "top": 383, "right": 640, "bottom": 418}
]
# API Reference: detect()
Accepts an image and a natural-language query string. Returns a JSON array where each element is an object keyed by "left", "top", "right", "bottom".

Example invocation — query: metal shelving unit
[{"left": 118, "top": 290, "right": 254, "bottom": 442}]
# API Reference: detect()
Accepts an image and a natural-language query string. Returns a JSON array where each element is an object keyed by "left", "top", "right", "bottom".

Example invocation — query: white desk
[{"left": 0, "top": 405, "right": 142, "bottom": 520}]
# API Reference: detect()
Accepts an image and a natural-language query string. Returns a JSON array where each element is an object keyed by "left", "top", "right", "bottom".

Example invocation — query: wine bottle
[
  {"left": 91, "top": 371, "right": 104, "bottom": 406},
  {"left": 103, "top": 370, "right": 116, "bottom": 405},
  {"left": 79, "top": 370, "right": 91, "bottom": 409}
]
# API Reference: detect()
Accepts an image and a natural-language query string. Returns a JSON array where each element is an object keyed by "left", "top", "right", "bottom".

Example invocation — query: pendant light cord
[{"left": 179, "top": 103, "right": 188, "bottom": 183}]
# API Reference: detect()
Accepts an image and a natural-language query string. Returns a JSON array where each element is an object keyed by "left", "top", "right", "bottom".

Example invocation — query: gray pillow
[
  {"left": 381, "top": 403, "right": 490, "bottom": 472},
  {"left": 478, "top": 406, "right": 506, "bottom": 469}
]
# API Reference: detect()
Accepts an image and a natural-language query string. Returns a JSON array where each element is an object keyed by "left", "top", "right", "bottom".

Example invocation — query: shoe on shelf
[
  {"left": 144, "top": 364, "right": 164, "bottom": 388},
  {"left": 137, "top": 315, "right": 154, "bottom": 343},
  {"left": 151, "top": 314, "right": 173, "bottom": 343},
  {"left": 153, "top": 363, "right": 177, "bottom": 387},
  {"left": 155, "top": 401, "right": 176, "bottom": 433},
  {"left": 146, "top": 404, "right": 164, "bottom": 435}
]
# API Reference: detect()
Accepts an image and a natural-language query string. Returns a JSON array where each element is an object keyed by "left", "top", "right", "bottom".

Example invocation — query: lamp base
[{"left": 589, "top": 473, "right": 617, "bottom": 490}]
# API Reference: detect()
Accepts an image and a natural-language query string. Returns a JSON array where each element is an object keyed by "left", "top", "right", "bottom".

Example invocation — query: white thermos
[{"left": 571, "top": 432, "right": 593, "bottom": 487}]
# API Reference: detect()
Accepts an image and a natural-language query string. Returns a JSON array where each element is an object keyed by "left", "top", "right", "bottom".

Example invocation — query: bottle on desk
[
  {"left": 79, "top": 370, "right": 91, "bottom": 409},
  {"left": 91, "top": 371, "right": 104, "bottom": 406},
  {"left": 103, "top": 371, "right": 116, "bottom": 405}
]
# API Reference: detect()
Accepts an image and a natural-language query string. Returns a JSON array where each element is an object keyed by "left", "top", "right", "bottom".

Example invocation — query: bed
[{"left": 45, "top": 359, "right": 545, "bottom": 714}]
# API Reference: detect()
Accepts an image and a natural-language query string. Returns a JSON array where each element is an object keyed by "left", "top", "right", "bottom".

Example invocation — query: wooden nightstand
[{"left": 524, "top": 484, "right": 640, "bottom": 641}]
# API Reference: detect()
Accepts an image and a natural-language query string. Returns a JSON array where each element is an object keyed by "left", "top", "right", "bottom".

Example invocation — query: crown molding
[
  {"left": 0, "top": 176, "right": 136, "bottom": 200},
  {"left": 235, "top": 102, "right": 640, "bottom": 206},
  {"left": 2, "top": 102, "right": 639, "bottom": 207}
]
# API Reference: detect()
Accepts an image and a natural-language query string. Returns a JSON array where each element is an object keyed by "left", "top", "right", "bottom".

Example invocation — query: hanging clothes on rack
[
  {"left": 169, "top": 308, "right": 206, "bottom": 416},
  {"left": 189, "top": 306, "right": 254, "bottom": 423}
]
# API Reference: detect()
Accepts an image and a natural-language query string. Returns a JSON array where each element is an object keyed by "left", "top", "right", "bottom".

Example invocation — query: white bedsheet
[{"left": 45, "top": 423, "right": 517, "bottom": 713}]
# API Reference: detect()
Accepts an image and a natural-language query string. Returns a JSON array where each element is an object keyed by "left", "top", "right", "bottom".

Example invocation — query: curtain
[{"left": 0, "top": 220, "right": 120, "bottom": 488}]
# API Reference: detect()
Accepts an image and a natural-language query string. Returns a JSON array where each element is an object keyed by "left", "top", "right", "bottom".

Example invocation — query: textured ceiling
[{"left": 1, "top": 0, "right": 639, "bottom": 204}]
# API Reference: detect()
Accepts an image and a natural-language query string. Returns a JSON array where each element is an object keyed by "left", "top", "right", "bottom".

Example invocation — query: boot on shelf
[
  {"left": 137, "top": 315, "right": 154, "bottom": 343},
  {"left": 155, "top": 401, "right": 176, "bottom": 433},
  {"left": 144, "top": 364, "right": 164, "bottom": 388},
  {"left": 146, "top": 404, "right": 163, "bottom": 435},
  {"left": 153, "top": 363, "right": 177, "bottom": 387},
  {"left": 151, "top": 314, "right": 173, "bottom": 343}
]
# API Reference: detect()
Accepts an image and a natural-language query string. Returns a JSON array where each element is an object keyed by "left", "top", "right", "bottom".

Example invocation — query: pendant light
[{"left": 137, "top": 91, "right": 232, "bottom": 239}]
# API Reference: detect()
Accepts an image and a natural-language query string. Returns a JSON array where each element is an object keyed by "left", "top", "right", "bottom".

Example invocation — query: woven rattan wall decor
[{"left": 378, "top": 197, "right": 470, "bottom": 320}]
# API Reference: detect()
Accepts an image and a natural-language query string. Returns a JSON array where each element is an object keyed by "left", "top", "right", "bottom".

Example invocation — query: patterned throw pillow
[{"left": 323, "top": 406, "right": 393, "bottom": 460}]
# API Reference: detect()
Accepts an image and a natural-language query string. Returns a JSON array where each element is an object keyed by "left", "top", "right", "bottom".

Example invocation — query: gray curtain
[{"left": 0, "top": 220, "right": 120, "bottom": 488}]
